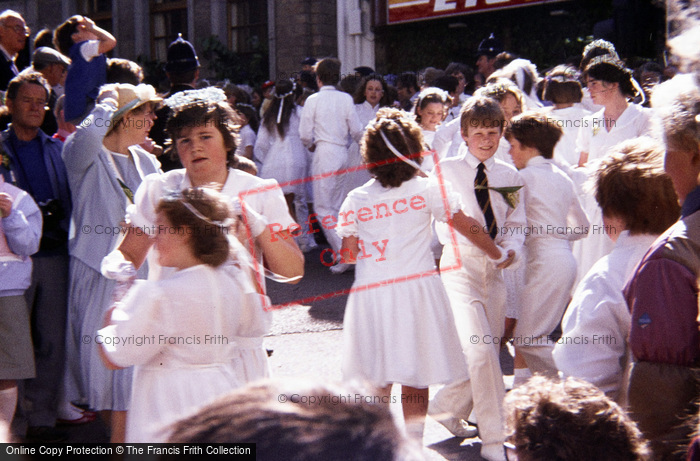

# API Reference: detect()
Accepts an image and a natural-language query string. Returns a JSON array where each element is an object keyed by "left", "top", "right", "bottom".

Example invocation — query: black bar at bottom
[{"left": 1, "top": 443, "right": 256, "bottom": 459}]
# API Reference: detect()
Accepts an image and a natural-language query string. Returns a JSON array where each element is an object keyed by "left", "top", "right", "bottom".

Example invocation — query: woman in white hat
[{"left": 61, "top": 83, "right": 162, "bottom": 442}]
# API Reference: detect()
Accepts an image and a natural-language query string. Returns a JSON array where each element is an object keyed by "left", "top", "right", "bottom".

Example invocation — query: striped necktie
[{"left": 475, "top": 162, "right": 497, "bottom": 239}]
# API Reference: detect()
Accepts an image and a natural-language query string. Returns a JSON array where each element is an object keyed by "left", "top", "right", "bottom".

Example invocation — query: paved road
[
  {"left": 265, "top": 246, "right": 514, "bottom": 461},
  {"left": 57, "top": 246, "right": 513, "bottom": 460}
]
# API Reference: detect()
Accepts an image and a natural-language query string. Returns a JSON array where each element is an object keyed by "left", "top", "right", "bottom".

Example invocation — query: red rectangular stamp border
[{"left": 236, "top": 149, "right": 466, "bottom": 311}]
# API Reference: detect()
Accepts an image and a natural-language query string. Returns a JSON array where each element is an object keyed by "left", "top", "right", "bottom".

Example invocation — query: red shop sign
[{"left": 387, "top": 0, "right": 568, "bottom": 24}]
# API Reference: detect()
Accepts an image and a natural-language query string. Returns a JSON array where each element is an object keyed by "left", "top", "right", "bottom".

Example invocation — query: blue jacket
[{"left": 0, "top": 127, "right": 72, "bottom": 238}]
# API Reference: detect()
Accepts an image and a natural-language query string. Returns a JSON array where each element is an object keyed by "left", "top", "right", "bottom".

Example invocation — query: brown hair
[
  {"left": 505, "top": 112, "right": 563, "bottom": 159},
  {"left": 262, "top": 79, "right": 297, "bottom": 138},
  {"left": 460, "top": 95, "right": 506, "bottom": 136},
  {"left": 583, "top": 61, "right": 637, "bottom": 98},
  {"left": 362, "top": 108, "right": 423, "bottom": 188},
  {"left": 5, "top": 71, "right": 50, "bottom": 103},
  {"left": 505, "top": 376, "right": 650, "bottom": 461},
  {"left": 543, "top": 66, "right": 583, "bottom": 104},
  {"left": 595, "top": 137, "right": 680, "bottom": 235},
  {"left": 314, "top": 58, "right": 341, "bottom": 86},
  {"left": 167, "top": 379, "right": 416, "bottom": 460},
  {"left": 53, "top": 15, "right": 82, "bottom": 56},
  {"left": 156, "top": 187, "right": 231, "bottom": 267},
  {"left": 166, "top": 100, "right": 241, "bottom": 167},
  {"left": 353, "top": 73, "right": 390, "bottom": 106},
  {"left": 106, "top": 58, "right": 144, "bottom": 85},
  {"left": 413, "top": 88, "right": 450, "bottom": 124}
]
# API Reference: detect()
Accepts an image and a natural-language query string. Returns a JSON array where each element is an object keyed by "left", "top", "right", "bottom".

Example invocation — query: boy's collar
[
  {"left": 525, "top": 156, "right": 548, "bottom": 167},
  {"left": 464, "top": 149, "right": 495, "bottom": 169}
]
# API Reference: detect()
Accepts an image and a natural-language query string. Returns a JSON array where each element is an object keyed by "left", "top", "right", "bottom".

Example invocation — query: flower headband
[
  {"left": 546, "top": 67, "right": 580, "bottom": 84},
  {"left": 274, "top": 81, "right": 297, "bottom": 124},
  {"left": 478, "top": 81, "right": 520, "bottom": 100},
  {"left": 162, "top": 187, "right": 236, "bottom": 228},
  {"left": 416, "top": 87, "right": 450, "bottom": 106},
  {"left": 274, "top": 81, "right": 296, "bottom": 99},
  {"left": 582, "top": 39, "right": 620, "bottom": 61},
  {"left": 164, "top": 87, "right": 227, "bottom": 111}
]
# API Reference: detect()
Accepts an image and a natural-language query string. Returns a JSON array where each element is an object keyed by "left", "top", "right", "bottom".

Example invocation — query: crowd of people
[{"left": 0, "top": 2, "right": 698, "bottom": 460}]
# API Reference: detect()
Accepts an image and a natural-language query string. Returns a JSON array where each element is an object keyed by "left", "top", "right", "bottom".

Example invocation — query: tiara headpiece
[
  {"left": 583, "top": 39, "right": 619, "bottom": 61},
  {"left": 164, "top": 87, "right": 227, "bottom": 111}
]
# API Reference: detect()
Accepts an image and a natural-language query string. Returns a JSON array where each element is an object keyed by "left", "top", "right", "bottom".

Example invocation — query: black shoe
[{"left": 25, "top": 426, "right": 68, "bottom": 443}]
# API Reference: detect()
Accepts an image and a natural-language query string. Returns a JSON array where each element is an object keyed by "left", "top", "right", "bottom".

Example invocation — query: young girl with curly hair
[{"left": 338, "top": 108, "right": 502, "bottom": 440}]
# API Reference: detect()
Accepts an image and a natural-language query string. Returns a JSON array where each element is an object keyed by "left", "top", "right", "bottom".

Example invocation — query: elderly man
[
  {"left": 0, "top": 10, "right": 28, "bottom": 90},
  {"left": 30, "top": 47, "right": 70, "bottom": 136},
  {"left": 623, "top": 68, "right": 700, "bottom": 460}
]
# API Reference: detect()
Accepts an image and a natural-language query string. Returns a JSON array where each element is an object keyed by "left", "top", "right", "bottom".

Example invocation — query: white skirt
[{"left": 342, "top": 273, "right": 468, "bottom": 388}]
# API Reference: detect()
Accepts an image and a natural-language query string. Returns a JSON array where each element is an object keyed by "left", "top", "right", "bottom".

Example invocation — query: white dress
[
  {"left": 99, "top": 264, "right": 248, "bottom": 442},
  {"left": 254, "top": 106, "right": 307, "bottom": 195},
  {"left": 338, "top": 176, "right": 469, "bottom": 388},
  {"left": 125, "top": 168, "right": 296, "bottom": 382},
  {"left": 572, "top": 103, "right": 654, "bottom": 285},
  {"left": 344, "top": 101, "right": 377, "bottom": 193}
]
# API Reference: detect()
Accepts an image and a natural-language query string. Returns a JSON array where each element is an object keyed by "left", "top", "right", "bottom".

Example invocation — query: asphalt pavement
[
  {"left": 53, "top": 245, "right": 514, "bottom": 460},
  {"left": 264, "top": 246, "right": 515, "bottom": 461}
]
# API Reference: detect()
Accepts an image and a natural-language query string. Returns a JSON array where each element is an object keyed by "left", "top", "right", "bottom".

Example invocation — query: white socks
[{"left": 0, "top": 386, "right": 18, "bottom": 424}]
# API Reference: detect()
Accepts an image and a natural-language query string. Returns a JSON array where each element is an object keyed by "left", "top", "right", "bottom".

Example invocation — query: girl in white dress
[
  {"left": 103, "top": 88, "right": 302, "bottom": 386},
  {"left": 573, "top": 55, "right": 653, "bottom": 285},
  {"left": 338, "top": 108, "right": 502, "bottom": 440},
  {"left": 413, "top": 87, "right": 450, "bottom": 167},
  {"left": 542, "top": 65, "right": 591, "bottom": 168},
  {"left": 255, "top": 79, "right": 316, "bottom": 252},
  {"left": 413, "top": 87, "right": 451, "bottom": 263},
  {"left": 255, "top": 79, "right": 306, "bottom": 219},
  {"left": 99, "top": 187, "right": 254, "bottom": 442},
  {"left": 345, "top": 74, "right": 392, "bottom": 192}
]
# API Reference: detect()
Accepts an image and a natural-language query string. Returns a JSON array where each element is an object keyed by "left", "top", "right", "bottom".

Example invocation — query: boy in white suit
[{"left": 429, "top": 96, "right": 526, "bottom": 461}]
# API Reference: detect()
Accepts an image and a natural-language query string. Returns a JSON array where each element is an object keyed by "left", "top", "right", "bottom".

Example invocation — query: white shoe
[
  {"left": 330, "top": 262, "right": 352, "bottom": 274},
  {"left": 428, "top": 403, "right": 478, "bottom": 438},
  {"left": 480, "top": 442, "right": 506, "bottom": 461}
]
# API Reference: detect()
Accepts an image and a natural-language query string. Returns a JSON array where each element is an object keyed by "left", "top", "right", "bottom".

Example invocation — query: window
[
  {"left": 228, "top": 0, "right": 267, "bottom": 56},
  {"left": 77, "top": 0, "right": 113, "bottom": 34},
  {"left": 150, "top": 0, "right": 188, "bottom": 61}
]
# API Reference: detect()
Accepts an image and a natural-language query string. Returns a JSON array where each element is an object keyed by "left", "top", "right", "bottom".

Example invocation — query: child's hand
[
  {"left": 496, "top": 250, "right": 515, "bottom": 269},
  {"left": 0, "top": 192, "right": 13, "bottom": 218},
  {"left": 77, "top": 16, "right": 96, "bottom": 31}
]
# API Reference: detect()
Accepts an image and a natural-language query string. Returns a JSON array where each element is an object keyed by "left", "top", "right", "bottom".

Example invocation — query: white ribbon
[{"left": 379, "top": 129, "right": 428, "bottom": 177}]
